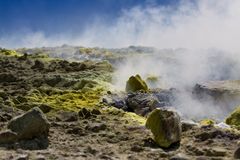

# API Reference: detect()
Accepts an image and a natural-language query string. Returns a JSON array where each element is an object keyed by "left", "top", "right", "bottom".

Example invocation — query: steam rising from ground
[
  {"left": 113, "top": 49, "right": 240, "bottom": 120},
  {"left": 2, "top": 0, "right": 240, "bottom": 120}
]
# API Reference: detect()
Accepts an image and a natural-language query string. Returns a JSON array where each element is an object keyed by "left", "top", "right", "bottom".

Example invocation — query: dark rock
[
  {"left": 193, "top": 80, "right": 240, "bottom": 112},
  {"left": 86, "top": 123, "right": 107, "bottom": 132},
  {"left": 130, "top": 144, "right": 144, "bottom": 152},
  {"left": 56, "top": 111, "right": 78, "bottom": 122},
  {"left": 234, "top": 147, "right": 240, "bottom": 159},
  {"left": 7, "top": 107, "right": 50, "bottom": 140},
  {"left": 0, "top": 73, "right": 18, "bottom": 83},
  {"left": 186, "top": 144, "right": 204, "bottom": 156},
  {"left": 204, "top": 147, "right": 226, "bottom": 157},
  {"left": 91, "top": 109, "right": 101, "bottom": 115},
  {"left": 102, "top": 94, "right": 128, "bottom": 111},
  {"left": 181, "top": 120, "right": 199, "bottom": 132},
  {"left": 31, "top": 60, "right": 44, "bottom": 70},
  {"left": 0, "top": 130, "right": 18, "bottom": 144},
  {"left": 39, "top": 104, "right": 52, "bottom": 113},
  {"left": 66, "top": 127, "right": 85, "bottom": 136},
  {"left": 78, "top": 108, "right": 92, "bottom": 119},
  {"left": 126, "top": 93, "right": 160, "bottom": 116}
]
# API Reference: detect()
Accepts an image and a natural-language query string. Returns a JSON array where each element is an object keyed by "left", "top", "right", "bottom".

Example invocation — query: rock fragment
[
  {"left": 126, "top": 74, "right": 148, "bottom": 92},
  {"left": 145, "top": 108, "right": 181, "bottom": 148},
  {"left": 7, "top": 107, "right": 50, "bottom": 140}
]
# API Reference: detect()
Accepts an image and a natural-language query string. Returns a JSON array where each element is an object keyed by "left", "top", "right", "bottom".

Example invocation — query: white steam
[{"left": 1, "top": 0, "right": 240, "bottom": 51}]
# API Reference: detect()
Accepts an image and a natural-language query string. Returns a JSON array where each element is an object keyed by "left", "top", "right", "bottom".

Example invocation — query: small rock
[
  {"left": 39, "top": 104, "right": 52, "bottom": 113},
  {"left": 78, "top": 108, "right": 92, "bottom": 119},
  {"left": 186, "top": 144, "right": 204, "bottom": 156},
  {"left": 145, "top": 109, "right": 181, "bottom": 148},
  {"left": 234, "top": 147, "right": 240, "bottom": 159},
  {"left": 204, "top": 147, "right": 226, "bottom": 157},
  {"left": 31, "top": 60, "right": 44, "bottom": 70},
  {"left": 67, "top": 127, "right": 85, "bottom": 136},
  {"left": 0, "top": 130, "right": 18, "bottom": 144},
  {"left": 131, "top": 144, "right": 144, "bottom": 152},
  {"left": 86, "top": 123, "right": 107, "bottom": 132},
  {"left": 56, "top": 111, "right": 78, "bottom": 122},
  {"left": 7, "top": 107, "right": 50, "bottom": 140},
  {"left": 181, "top": 120, "right": 199, "bottom": 132},
  {"left": 91, "top": 108, "right": 101, "bottom": 115},
  {"left": 85, "top": 146, "right": 98, "bottom": 155},
  {"left": 170, "top": 153, "right": 190, "bottom": 160}
]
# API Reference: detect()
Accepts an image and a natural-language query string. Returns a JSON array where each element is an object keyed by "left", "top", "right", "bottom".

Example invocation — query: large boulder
[
  {"left": 126, "top": 93, "right": 160, "bottom": 116},
  {"left": 225, "top": 106, "right": 240, "bottom": 129},
  {"left": 126, "top": 74, "right": 148, "bottom": 92},
  {"left": 145, "top": 108, "right": 181, "bottom": 148},
  {"left": 7, "top": 107, "right": 50, "bottom": 140},
  {"left": 193, "top": 80, "right": 240, "bottom": 112}
]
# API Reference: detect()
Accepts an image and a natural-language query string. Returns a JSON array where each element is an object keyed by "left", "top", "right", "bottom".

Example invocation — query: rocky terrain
[{"left": 0, "top": 47, "right": 240, "bottom": 160}]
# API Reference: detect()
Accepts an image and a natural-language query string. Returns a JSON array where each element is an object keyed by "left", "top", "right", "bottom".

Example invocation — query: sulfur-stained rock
[
  {"left": 145, "top": 108, "right": 181, "bottom": 148},
  {"left": 126, "top": 74, "right": 148, "bottom": 92},
  {"left": 7, "top": 107, "right": 50, "bottom": 140},
  {"left": 225, "top": 106, "right": 240, "bottom": 129},
  {"left": 199, "top": 119, "right": 215, "bottom": 126}
]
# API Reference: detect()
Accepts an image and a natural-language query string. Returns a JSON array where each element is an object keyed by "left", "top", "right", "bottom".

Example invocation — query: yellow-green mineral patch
[
  {"left": 0, "top": 49, "right": 22, "bottom": 57},
  {"left": 199, "top": 119, "right": 215, "bottom": 126},
  {"left": 225, "top": 106, "right": 240, "bottom": 129}
]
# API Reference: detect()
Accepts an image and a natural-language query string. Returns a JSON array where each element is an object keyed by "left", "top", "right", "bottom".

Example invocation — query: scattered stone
[
  {"left": 7, "top": 107, "right": 50, "bottom": 140},
  {"left": 56, "top": 111, "right": 78, "bottom": 122},
  {"left": 84, "top": 146, "right": 98, "bottom": 155},
  {"left": 181, "top": 120, "right": 199, "bottom": 132},
  {"left": 0, "top": 73, "right": 18, "bottom": 83},
  {"left": 91, "top": 108, "right": 101, "bottom": 115},
  {"left": 145, "top": 109, "right": 181, "bottom": 148},
  {"left": 126, "top": 74, "right": 148, "bottom": 92},
  {"left": 0, "top": 130, "right": 18, "bottom": 144},
  {"left": 186, "top": 144, "right": 204, "bottom": 156},
  {"left": 130, "top": 144, "right": 144, "bottom": 152},
  {"left": 39, "top": 104, "right": 53, "bottom": 113},
  {"left": 66, "top": 127, "right": 85, "bottom": 136},
  {"left": 234, "top": 147, "right": 240, "bottom": 159},
  {"left": 170, "top": 153, "right": 190, "bottom": 160},
  {"left": 78, "top": 108, "right": 92, "bottom": 119},
  {"left": 31, "top": 60, "right": 44, "bottom": 70},
  {"left": 86, "top": 123, "right": 107, "bottom": 132},
  {"left": 204, "top": 147, "right": 227, "bottom": 157}
]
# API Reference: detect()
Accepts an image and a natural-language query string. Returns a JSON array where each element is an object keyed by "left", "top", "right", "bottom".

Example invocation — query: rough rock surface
[
  {"left": 7, "top": 107, "right": 50, "bottom": 140},
  {"left": 193, "top": 80, "right": 240, "bottom": 112},
  {"left": 146, "top": 109, "right": 181, "bottom": 148},
  {"left": 126, "top": 74, "right": 148, "bottom": 92},
  {"left": 225, "top": 106, "right": 240, "bottom": 128}
]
